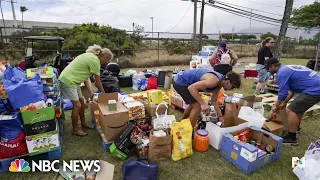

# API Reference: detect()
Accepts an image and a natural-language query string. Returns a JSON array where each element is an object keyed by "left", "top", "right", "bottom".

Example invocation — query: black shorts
[
  {"left": 214, "top": 64, "right": 232, "bottom": 75},
  {"left": 288, "top": 93, "right": 320, "bottom": 115},
  {"left": 173, "top": 80, "right": 197, "bottom": 105}
]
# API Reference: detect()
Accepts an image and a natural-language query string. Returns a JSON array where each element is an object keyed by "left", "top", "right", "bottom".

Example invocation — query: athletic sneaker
[
  {"left": 282, "top": 134, "right": 298, "bottom": 146},
  {"left": 297, "top": 126, "right": 301, "bottom": 133}
]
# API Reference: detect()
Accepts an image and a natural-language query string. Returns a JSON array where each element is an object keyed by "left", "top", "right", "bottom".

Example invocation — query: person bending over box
[
  {"left": 173, "top": 68, "right": 241, "bottom": 128},
  {"left": 59, "top": 44, "right": 113, "bottom": 137},
  {"left": 265, "top": 58, "right": 320, "bottom": 145}
]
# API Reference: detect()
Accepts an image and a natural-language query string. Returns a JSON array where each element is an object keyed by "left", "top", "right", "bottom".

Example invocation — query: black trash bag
[{"left": 101, "top": 70, "right": 120, "bottom": 93}]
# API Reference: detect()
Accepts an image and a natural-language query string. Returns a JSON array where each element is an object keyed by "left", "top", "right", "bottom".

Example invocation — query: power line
[
  {"left": 208, "top": 4, "right": 283, "bottom": 27},
  {"left": 217, "top": 0, "right": 283, "bottom": 16},
  {"left": 166, "top": 3, "right": 192, "bottom": 33},
  {"left": 240, "top": 0, "right": 285, "bottom": 8},
  {"left": 213, "top": 1, "right": 281, "bottom": 22},
  {"left": 207, "top": 3, "right": 320, "bottom": 31}
]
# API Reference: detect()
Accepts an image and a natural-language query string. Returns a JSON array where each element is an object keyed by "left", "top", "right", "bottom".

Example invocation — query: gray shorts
[
  {"left": 60, "top": 81, "right": 83, "bottom": 101},
  {"left": 256, "top": 64, "right": 270, "bottom": 83},
  {"left": 288, "top": 93, "right": 320, "bottom": 115}
]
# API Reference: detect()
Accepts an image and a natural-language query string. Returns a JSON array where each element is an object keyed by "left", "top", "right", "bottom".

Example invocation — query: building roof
[{"left": 24, "top": 36, "right": 65, "bottom": 41}]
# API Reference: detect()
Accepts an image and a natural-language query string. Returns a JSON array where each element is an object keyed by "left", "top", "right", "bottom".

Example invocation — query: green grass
[{"left": 1, "top": 58, "right": 319, "bottom": 180}]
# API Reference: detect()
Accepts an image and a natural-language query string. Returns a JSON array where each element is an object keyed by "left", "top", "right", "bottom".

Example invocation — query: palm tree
[
  {"left": 273, "top": 0, "right": 294, "bottom": 60},
  {"left": 20, "top": 6, "right": 28, "bottom": 28}
]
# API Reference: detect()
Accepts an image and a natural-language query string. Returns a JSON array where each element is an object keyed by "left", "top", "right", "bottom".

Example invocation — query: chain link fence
[{"left": 0, "top": 26, "right": 318, "bottom": 68}]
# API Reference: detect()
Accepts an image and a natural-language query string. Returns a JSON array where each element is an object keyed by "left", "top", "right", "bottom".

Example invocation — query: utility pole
[
  {"left": 249, "top": 9, "right": 252, "bottom": 33},
  {"left": 10, "top": 0, "right": 17, "bottom": 27},
  {"left": 150, "top": 17, "right": 154, "bottom": 38},
  {"left": 192, "top": 0, "right": 198, "bottom": 52},
  {"left": 132, "top": 22, "right": 135, "bottom": 32},
  {"left": 232, "top": 27, "right": 235, "bottom": 43},
  {"left": 198, "top": 0, "right": 205, "bottom": 51}
]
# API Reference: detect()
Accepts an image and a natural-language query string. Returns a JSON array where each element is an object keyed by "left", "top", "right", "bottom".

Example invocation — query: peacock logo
[{"left": 9, "top": 159, "right": 31, "bottom": 172}]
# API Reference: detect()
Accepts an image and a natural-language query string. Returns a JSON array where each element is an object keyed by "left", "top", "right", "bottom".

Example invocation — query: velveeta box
[{"left": 124, "top": 101, "right": 145, "bottom": 120}]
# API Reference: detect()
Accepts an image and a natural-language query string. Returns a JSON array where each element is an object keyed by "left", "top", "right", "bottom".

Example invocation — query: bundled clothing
[{"left": 100, "top": 63, "right": 121, "bottom": 93}]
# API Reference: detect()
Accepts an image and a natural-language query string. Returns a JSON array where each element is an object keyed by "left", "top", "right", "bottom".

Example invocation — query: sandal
[
  {"left": 81, "top": 124, "right": 95, "bottom": 129},
  {"left": 72, "top": 130, "right": 88, "bottom": 137}
]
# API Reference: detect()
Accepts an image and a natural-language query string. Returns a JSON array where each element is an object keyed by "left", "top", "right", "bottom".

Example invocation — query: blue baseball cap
[{"left": 219, "top": 40, "right": 227, "bottom": 47}]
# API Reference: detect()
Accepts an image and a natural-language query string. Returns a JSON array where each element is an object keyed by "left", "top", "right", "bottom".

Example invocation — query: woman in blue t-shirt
[{"left": 173, "top": 68, "right": 241, "bottom": 128}]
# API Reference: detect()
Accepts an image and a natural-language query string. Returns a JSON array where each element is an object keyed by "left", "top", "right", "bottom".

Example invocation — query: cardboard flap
[
  {"left": 98, "top": 92, "right": 118, "bottom": 103},
  {"left": 263, "top": 121, "right": 284, "bottom": 131},
  {"left": 96, "top": 160, "right": 114, "bottom": 180},
  {"left": 222, "top": 115, "right": 247, "bottom": 128},
  {"left": 99, "top": 102, "right": 128, "bottom": 116},
  {"left": 238, "top": 96, "right": 262, "bottom": 107}
]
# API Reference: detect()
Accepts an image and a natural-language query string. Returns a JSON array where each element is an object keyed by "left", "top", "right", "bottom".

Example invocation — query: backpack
[{"left": 220, "top": 49, "right": 232, "bottom": 65}]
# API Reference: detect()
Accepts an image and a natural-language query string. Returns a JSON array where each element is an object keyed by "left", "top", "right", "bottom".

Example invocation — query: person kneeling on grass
[
  {"left": 264, "top": 58, "right": 320, "bottom": 145},
  {"left": 59, "top": 44, "right": 113, "bottom": 137},
  {"left": 173, "top": 68, "right": 241, "bottom": 128}
]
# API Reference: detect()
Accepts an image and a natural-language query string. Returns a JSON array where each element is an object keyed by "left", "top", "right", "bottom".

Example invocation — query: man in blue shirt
[
  {"left": 173, "top": 68, "right": 241, "bottom": 128},
  {"left": 264, "top": 58, "right": 320, "bottom": 145}
]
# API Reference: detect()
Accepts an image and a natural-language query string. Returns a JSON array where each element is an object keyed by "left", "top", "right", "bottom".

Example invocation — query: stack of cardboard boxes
[{"left": 22, "top": 66, "right": 62, "bottom": 156}]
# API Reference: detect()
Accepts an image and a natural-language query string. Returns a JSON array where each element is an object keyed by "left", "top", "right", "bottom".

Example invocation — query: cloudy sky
[{"left": 0, "top": 0, "right": 316, "bottom": 34}]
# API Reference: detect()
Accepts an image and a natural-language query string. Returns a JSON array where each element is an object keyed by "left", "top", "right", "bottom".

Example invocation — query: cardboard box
[
  {"left": 26, "top": 67, "right": 57, "bottom": 86},
  {"left": 113, "top": 122, "right": 135, "bottom": 155},
  {"left": 25, "top": 124, "right": 60, "bottom": 156},
  {"left": 109, "top": 143, "right": 128, "bottom": 161},
  {"left": 262, "top": 121, "right": 284, "bottom": 136},
  {"left": 171, "top": 94, "right": 184, "bottom": 109},
  {"left": 205, "top": 115, "right": 249, "bottom": 150},
  {"left": 24, "top": 119, "right": 57, "bottom": 136},
  {"left": 21, "top": 106, "right": 55, "bottom": 125},
  {"left": 269, "top": 109, "right": 288, "bottom": 131},
  {"left": 138, "top": 99, "right": 167, "bottom": 117},
  {"left": 124, "top": 101, "right": 146, "bottom": 120},
  {"left": 98, "top": 93, "right": 129, "bottom": 141},
  {"left": 220, "top": 126, "right": 283, "bottom": 174},
  {"left": 26, "top": 66, "right": 54, "bottom": 78},
  {"left": 238, "top": 96, "right": 262, "bottom": 108},
  {"left": 95, "top": 160, "right": 115, "bottom": 180},
  {"left": 147, "top": 90, "right": 163, "bottom": 105},
  {"left": 110, "top": 122, "right": 135, "bottom": 160}
]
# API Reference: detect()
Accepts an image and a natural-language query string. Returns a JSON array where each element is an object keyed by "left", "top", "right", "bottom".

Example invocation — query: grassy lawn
[{"left": 1, "top": 58, "right": 319, "bottom": 180}]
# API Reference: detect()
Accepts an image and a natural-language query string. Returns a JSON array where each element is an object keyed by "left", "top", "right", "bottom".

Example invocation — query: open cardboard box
[
  {"left": 220, "top": 126, "right": 283, "bottom": 174},
  {"left": 97, "top": 93, "right": 129, "bottom": 141},
  {"left": 205, "top": 115, "right": 249, "bottom": 150},
  {"left": 238, "top": 96, "right": 263, "bottom": 108}
]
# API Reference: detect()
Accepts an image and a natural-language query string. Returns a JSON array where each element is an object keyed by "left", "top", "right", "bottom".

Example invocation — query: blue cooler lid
[{"left": 196, "top": 129, "right": 208, "bottom": 136}]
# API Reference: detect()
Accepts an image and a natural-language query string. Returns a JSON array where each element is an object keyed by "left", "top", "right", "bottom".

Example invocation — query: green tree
[
  {"left": 196, "top": 34, "right": 209, "bottom": 39},
  {"left": 290, "top": 2, "right": 320, "bottom": 29},
  {"left": 260, "top": 32, "right": 278, "bottom": 41},
  {"left": 239, "top": 34, "right": 257, "bottom": 40},
  {"left": 314, "top": 32, "right": 320, "bottom": 42},
  {"left": 291, "top": 2, "right": 320, "bottom": 70},
  {"left": 221, "top": 33, "right": 239, "bottom": 40},
  {"left": 20, "top": 6, "right": 28, "bottom": 28}
]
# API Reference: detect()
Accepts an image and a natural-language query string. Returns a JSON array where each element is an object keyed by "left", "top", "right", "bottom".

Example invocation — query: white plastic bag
[
  {"left": 153, "top": 102, "right": 176, "bottom": 129},
  {"left": 238, "top": 106, "right": 266, "bottom": 128}
]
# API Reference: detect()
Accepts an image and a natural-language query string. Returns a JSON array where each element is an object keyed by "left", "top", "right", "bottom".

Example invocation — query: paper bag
[{"left": 148, "top": 129, "right": 172, "bottom": 161}]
